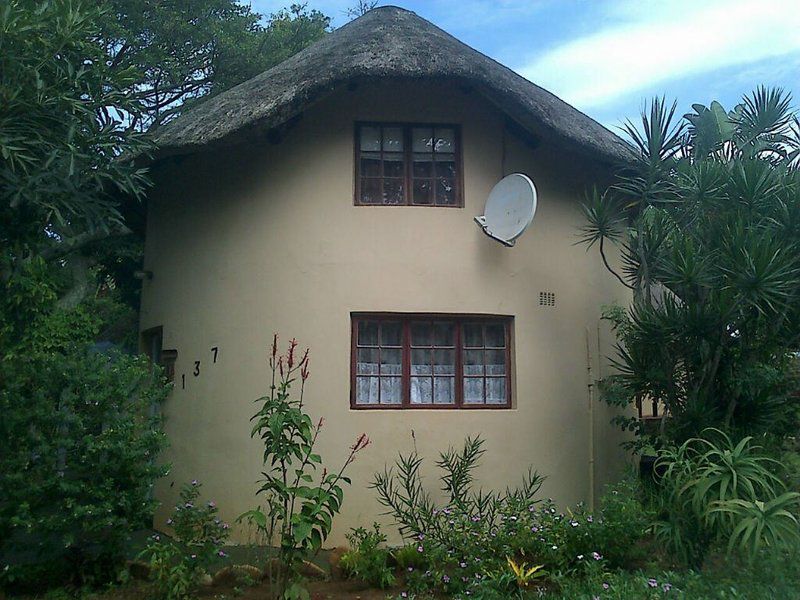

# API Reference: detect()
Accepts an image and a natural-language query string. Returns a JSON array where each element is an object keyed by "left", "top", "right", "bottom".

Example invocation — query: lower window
[{"left": 351, "top": 314, "right": 512, "bottom": 409}]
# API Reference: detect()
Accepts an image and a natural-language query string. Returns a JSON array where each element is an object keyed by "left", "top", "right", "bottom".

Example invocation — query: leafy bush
[
  {"left": 139, "top": 481, "right": 230, "bottom": 600},
  {"left": 652, "top": 429, "right": 800, "bottom": 567},
  {"left": 340, "top": 523, "right": 395, "bottom": 589},
  {"left": 239, "top": 336, "right": 369, "bottom": 600},
  {"left": 581, "top": 88, "right": 800, "bottom": 448},
  {"left": 373, "top": 437, "right": 649, "bottom": 597},
  {"left": 0, "top": 342, "right": 169, "bottom": 590}
]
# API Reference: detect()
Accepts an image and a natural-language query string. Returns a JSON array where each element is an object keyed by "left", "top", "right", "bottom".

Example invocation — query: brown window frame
[
  {"left": 353, "top": 122, "right": 464, "bottom": 207},
  {"left": 350, "top": 313, "right": 513, "bottom": 409}
]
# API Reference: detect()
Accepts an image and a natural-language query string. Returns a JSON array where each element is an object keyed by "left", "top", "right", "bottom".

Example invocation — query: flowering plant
[
  {"left": 239, "top": 336, "right": 369, "bottom": 600},
  {"left": 139, "top": 480, "right": 230, "bottom": 600}
]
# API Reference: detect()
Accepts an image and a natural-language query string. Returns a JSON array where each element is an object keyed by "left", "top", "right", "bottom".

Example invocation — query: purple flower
[
  {"left": 459, "top": 562, "right": 467, "bottom": 568},
  {"left": 587, "top": 515, "right": 594, "bottom": 523},
  {"left": 218, "top": 550, "right": 226, "bottom": 557},
  {"left": 190, "top": 554, "right": 197, "bottom": 559},
  {"left": 417, "top": 545, "right": 424, "bottom": 553},
  {"left": 222, "top": 523, "right": 230, "bottom": 530},
  {"left": 191, "top": 480, "right": 198, "bottom": 486},
  {"left": 570, "top": 521, "right": 579, "bottom": 527},
  {"left": 401, "top": 593, "right": 408, "bottom": 598},
  {"left": 208, "top": 501, "right": 216, "bottom": 508},
  {"left": 602, "top": 582, "right": 609, "bottom": 590},
  {"left": 662, "top": 583, "right": 672, "bottom": 592},
  {"left": 592, "top": 551, "right": 602, "bottom": 561},
  {"left": 407, "top": 567, "right": 414, "bottom": 572},
  {"left": 166, "top": 518, "right": 173, "bottom": 525},
  {"left": 442, "top": 574, "right": 450, "bottom": 583},
  {"left": 648, "top": 578, "right": 658, "bottom": 588},
  {"left": 577, "top": 554, "right": 584, "bottom": 560}
]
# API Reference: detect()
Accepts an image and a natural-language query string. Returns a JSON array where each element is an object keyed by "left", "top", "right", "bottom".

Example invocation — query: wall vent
[{"left": 539, "top": 291, "right": 556, "bottom": 307}]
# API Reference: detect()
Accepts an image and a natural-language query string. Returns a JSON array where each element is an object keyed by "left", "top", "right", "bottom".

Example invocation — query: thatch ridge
[{"left": 150, "top": 6, "right": 631, "bottom": 164}]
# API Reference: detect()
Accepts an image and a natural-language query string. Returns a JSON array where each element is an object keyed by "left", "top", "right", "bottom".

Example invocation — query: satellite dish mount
[{"left": 474, "top": 173, "right": 537, "bottom": 247}]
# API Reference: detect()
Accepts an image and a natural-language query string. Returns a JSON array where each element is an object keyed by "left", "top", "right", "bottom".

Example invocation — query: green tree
[
  {"left": 580, "top": 87, "right": 800, "bottom": 447},
  {"left": 0, "top": 0, "right": 151, "bottom": 304},
  {"left": 99, "top": 1, "right": 330, "bottom": 130}
]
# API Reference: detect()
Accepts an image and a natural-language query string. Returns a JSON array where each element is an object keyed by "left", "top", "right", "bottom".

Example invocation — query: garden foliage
[
  {"left": 139, "top": 481, "right": 230, "bottom": 600},
  {"left": 0, "top": 299, "right": 169, "bottom": 590},
  {"left": 239, "top": 336, "right": 369, "bottom": 600},
  {"left": 580, "top": 87, "right": 800, "bottom": 446},
  {"left": 340, "top": 523, "right": 396, "bottom": 589},
  {"left": 373, "top": 437, "right": 649, "bottom": 597},
  {"left": 652, "top": 429, "right": 800, "bottom": 567}
]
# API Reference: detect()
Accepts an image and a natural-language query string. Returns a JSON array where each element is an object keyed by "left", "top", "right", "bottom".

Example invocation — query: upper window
[
  {"left": 355, "top": 123, "right": 462, "bottom": 207},
  {"left": 351, "top": 314, "right": 512, "bottom": 409}
]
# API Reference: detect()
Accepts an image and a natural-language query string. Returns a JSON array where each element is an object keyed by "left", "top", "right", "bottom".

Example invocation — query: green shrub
[
  {"left": 340, "top": 523, "right": 395, "bottom": 589},
  {"left": 653, "top": 429, "right": 800, "bottom": 567},
  {"left": 238, "top": 336, "right": 369, "bottom": 600},
  {"left": 373, "top": 438, "right": 654, "bottom": 597},
  {"left": 393, "top": 543, "right": 429, "bottom": 571},
  {"left": 139, "top": 481, "right": 230, "bottom": 600},
  {"left": 0, "top": 342, "right": 169, "bottom": 590}
]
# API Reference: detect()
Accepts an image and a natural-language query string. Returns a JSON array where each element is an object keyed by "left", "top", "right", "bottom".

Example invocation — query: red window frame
[
  {"left": 353, "top": 122, "right": 464, "bottom": 207},
  {"left": 350, "top": 313, "right": 513, "bottom": 409}
]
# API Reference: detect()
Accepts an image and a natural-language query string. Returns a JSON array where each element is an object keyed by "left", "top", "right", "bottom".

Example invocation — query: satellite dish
[{"left": 474, "top": 173, "right": 537, "bottom": 247}]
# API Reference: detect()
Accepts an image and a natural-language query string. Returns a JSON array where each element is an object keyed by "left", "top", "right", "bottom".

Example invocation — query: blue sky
[{"left": 249, "top": 0, "right": 800, "bottom": 132}]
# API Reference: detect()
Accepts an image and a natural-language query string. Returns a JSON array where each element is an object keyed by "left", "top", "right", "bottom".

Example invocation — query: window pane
[
  {"left": 410, "top": 322, "right": 431, "bottom": 346},
  {"left": 358, "top": 321, "right": 379, "bottom": 346},
  {"left": 434, "top": 128, "right": 454, "bottom": 153},
  {"left": 357, "top": 348, "right": 379, "bottom": 375},
  {"left": 361, "top": 153, "right": 381, "bottom": 177},
  {"left": 383, "top": 127, "right": 404, "bottom": 151},
  {"left": 486, "top": 378, "right": 507, "bottom": 404},
  {"left": 411, "top": 349, "right": 431, "bottom": 375},
  {"left": 485, "top": 349, "right": 506, "bottom": 376},
  {"left": 383, "top": 178, "right": 404, "bottom": 204},
  {"left": 434, "top": 157, "right": 456, "bottom": 179},
  {"left": 463, "top": 324, "right": 483, "bottom": 348},
  {"left": 360, "top": 178, "right": 381, "bottom": 204},
  {"left": 485, "top": 324, "right": 506, "bottom": 348},
  {"left": 360, "top": 126, "right": 381, "bottom": 151},
  {"left": 433, "top": 349, "right": 454, "bottom": 375},
  {"left": 410, "top": 376, "right": 432, "bottom": 404},
  {"left": 380, "top": 377, "right": 402, "bottom": 404},
  {"left": 380, "top": 348, "right": 402, "bottom": 375},
  {"left": 413, "top": 156, "right": 433, "bottom": 178},
  {"left": 412, "top": 179, "right": 433, "bottom": 205},
  {"left": 412, "top": 127, "right": 434, "bottom": 152},
  {"left": 463, "top": 349, "right": 484, "bottom": 376},
  {"left": 384, "top": 152, "right": 404, "bottom": 178},
  {"left": 356, "top": 376, "right": 379, "bottom": 404},
  {"left": 436, "top": 177, "right": 456, "bottom": 205},
  {"left": 381, "top": 322, "right": 402, "bottom": 346},
  {"left": 464, "top": 378, "right": 484, "bottom": 404},
  {"left": 433, "top": 322, "right": 455, "bottom": 346},
  {"left": 433, "top": 377, "right": 455, "bottom": 404}
]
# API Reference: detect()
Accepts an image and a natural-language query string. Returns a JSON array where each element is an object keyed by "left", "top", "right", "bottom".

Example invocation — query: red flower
[
  {"left": 301, "top": 358, "right": 311, "bottom": 382},
  {"left": 271, "top": 333, "right": 278, "bottom": 361},
  {"left": 287, "top": 338, "right": 298, "bottom": 369},
  {"left": 351, "top": 433, "right": 370, "bottom": 452}
]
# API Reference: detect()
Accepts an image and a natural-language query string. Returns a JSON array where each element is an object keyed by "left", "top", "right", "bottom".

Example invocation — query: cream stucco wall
[{"left": 140, "top": 79, "right": 632, "bottom": 546}]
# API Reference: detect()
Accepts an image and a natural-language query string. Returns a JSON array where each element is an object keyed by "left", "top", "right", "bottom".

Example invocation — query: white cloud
[{"left": 519, "top": 0, "right": 800, "bottom": 109}]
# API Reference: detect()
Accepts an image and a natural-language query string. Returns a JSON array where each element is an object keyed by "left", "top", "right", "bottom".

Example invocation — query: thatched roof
[{"left": 150, "top": 6, "right": 631, "bottom": 164}]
